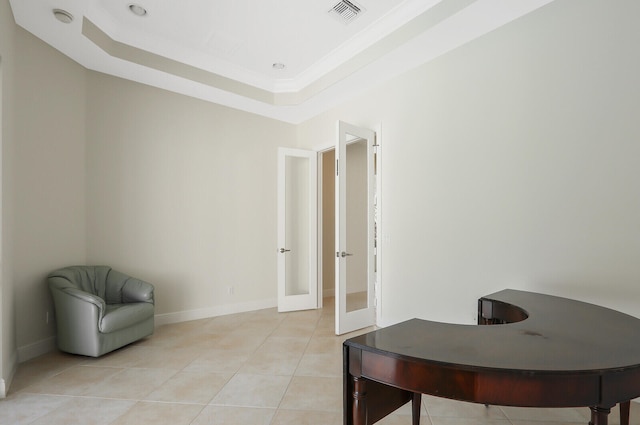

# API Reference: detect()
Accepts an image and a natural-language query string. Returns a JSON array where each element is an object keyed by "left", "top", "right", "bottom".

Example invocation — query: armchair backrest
[
  {"left": 48, "top": 266, "right": 113, "bottom": 301},
  {"left": 49, "top": 265, "right": 154, "bottom": 305}
]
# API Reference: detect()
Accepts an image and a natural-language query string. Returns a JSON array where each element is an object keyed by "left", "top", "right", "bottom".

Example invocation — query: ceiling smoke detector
[{"left": 328, "top": 0, "right": 364, "bottom": 24}]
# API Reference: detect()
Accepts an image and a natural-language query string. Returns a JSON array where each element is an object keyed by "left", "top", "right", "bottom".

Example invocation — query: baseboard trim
[
  {"left": 13, "top": 299, "right": 278, "bottom": 367},
  {"left": 154, "top": 297, "right": 277, "bottom": 327},
  {"left": 17, "top": 336, "right": 56, "bottom": 363}
]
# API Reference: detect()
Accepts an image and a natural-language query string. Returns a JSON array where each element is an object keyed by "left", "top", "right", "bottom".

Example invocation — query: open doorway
[{"left": 320, "top": 148, "right": 335, "bottom": 301}]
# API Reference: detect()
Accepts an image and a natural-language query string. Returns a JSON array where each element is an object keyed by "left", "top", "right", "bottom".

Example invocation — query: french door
[
  {"left": 276, "top": 148, "right": 318, "bottom": 312},
  {"left": 276, "top": 122, "right": 378, "bottom": 334},
  {"left": 335, "top": 121, "right": 377, "bottom": 335}
]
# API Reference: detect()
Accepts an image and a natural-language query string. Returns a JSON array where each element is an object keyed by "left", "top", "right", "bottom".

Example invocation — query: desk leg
[
  {"left": 589, "top": 406, "right": 611, "bottom": 425},
  {"left": 412, "top": 393, "right": 421, "bottom": 425},
  {"left": 353, "top": 377, "right": 367, "bottom": 425},
  {"left": 619, "top": 401, "right": 630, "bottom": 425}
]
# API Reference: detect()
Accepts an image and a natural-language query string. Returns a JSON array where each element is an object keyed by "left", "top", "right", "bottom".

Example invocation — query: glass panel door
[
  {"left": 277, "top": 148, "right": 318, "bottom": 312},
  {"left": 335, "top": 122, "right": 376, "bottom": 334}
]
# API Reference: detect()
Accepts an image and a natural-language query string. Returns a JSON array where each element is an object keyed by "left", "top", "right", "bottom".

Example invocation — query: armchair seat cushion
[
  {"left": 100, "top": 303, "right": 155, "bottom": 333},
  {"left": 48, "top": 265, "right": 155, "bottom": 357}
]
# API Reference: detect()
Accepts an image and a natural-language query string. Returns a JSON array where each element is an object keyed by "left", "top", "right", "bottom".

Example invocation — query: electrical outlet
[{"left": 227, "top": 286, "right": 234, "bottom": 295}]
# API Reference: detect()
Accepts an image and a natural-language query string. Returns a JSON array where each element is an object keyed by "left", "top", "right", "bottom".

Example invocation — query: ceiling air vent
[{"left": 328, "top": 0, "right": 364, "bottom": 24}]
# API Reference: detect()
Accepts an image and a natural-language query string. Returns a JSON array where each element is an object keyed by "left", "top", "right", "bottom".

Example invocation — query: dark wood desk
[{"left": 343, "top": 289, "right": 640, "bottom": 425}]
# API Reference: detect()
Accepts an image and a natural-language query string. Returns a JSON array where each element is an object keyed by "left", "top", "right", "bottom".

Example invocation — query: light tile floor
[{"left": 2, "top": 298, "right": 639, "bottom": 424}]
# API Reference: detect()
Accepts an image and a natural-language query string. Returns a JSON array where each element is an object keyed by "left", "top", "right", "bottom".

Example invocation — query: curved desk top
[
  {"left": 349, "top": 289, "right": 640, "bottom": 372},
  {"left": 343, "top": 289, "right": 640, "bottom": 425}
]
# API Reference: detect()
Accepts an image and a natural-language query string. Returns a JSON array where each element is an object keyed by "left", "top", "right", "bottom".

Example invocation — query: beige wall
[
  {"left": 1, "top": 2, "right": 87, "bottom": 391},
  {"left": 0, "top": 0, "right": 17, "bottom": 396},
  {"left": 12, "top": 27, "right": 87, "bottom": 358},
  {"left": 299, "top": 0, "right": 640, "bottom": 326},
  {"left": 85, "top": 72, "right": 296, "bottom": 322}
]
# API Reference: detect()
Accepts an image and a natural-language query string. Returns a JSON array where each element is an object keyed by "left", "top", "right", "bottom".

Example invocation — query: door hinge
[{"left": 336, "top": 158, "right": 339, "bottom": 176}]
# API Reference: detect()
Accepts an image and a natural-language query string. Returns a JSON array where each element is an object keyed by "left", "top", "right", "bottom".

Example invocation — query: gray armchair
[{"left": 48, "top": 265, "right": 155, "bottom": 357}]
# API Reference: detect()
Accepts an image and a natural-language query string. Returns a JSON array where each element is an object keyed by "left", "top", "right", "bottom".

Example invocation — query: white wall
[
  {"left": 299, "top": 0, "right": 640, "bottom": 327},
  {"left": 12, "top": 27, "right": 87, "bottom": 360},
  {"left": 85, "top": 72, "right": 297, "bottom": 323}
]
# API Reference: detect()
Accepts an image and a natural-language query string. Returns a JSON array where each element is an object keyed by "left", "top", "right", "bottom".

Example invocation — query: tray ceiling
[{"left": 10, "top": 0, "right": 554, "bottom": 123}]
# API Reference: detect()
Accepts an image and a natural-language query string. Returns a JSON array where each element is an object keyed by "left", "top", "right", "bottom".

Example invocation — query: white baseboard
[
  {"left": 17, "top": 336, "right": 56, "bottom": 363},
  {"left": 12, "top": 299, "right": 277, "bottom": 368},
  {"left": 154, "top": 297, "right": 277, "bottom": 327}
]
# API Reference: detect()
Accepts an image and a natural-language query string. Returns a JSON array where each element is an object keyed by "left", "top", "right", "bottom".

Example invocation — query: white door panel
[
  {"left": 277, "top": 148, "right": 318, "bottom": 312},
  {"left": 335, "top": 121, "right": 376, "bottom": 335}
]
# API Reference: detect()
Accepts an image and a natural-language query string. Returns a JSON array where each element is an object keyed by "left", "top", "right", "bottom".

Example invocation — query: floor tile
[
  {"left": 191, "top": 405, "right": 276, "bottom": 425},
  {"left": 423, "top": 395, "right": 507, "bottom": 419},
  {"left": 25, "top": 366, "right": 122, "bottom": 396},
  {"left": 270, "top": 408, "right": 342, "bottom": 425},
  {"left": 430, "top": 418, "right": 511, "bottom": 425},
  {"left": 82, "top": 367, "right": 176, "bottom": 399},
  {"left": 109, "top": 401, "right": 204, "bottom": 425},
  {"left": 500, "top": 406, "right": 590, "bottom": 423},
  {"left": 28, "top": 396, "right": 135, "bottom": 425},
  {"left": 210, "top": 373, "right": 291, "bottom": 408},
  {"left": 238, "top": 350, "right": 302, "bottom": 376},
  {"left": 143, "top": 371, "right": 232, "bottom": 404},
  {"left": 8, "top": 351, "right": 83, "bottom": 394},
  {"left": 279, "top": 376, "right": 342, "bottom": 412},
  {"left": 0, "top": 393, "right": 70, "bottom": 425},
  {"left": 295, "top": 351, "right": 342, "bottom": 377},
  {"left": 183, "top": 349, "right": 251, "bottom": 374}
]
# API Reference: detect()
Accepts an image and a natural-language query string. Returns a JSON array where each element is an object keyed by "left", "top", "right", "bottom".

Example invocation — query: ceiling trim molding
[
  {"left": 10, "top": 0, "right": 556, "bottom": 123},
  {"left": 82, "top": 17, "right": 277, "bottom": 105},
  {"left": 81, "top": 0, "right": 470, "bottom": 108}
]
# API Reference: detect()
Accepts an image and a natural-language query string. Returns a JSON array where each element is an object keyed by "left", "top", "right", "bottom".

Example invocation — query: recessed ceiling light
[
  {"left": 128, "top": 4, "right": 147, "bottom": 16},
  {"left": 272, "top": 63, "right": 286, "bottom": 70},
  {"left": 52, "top": 9, "right": 74, "bottom": 24}
]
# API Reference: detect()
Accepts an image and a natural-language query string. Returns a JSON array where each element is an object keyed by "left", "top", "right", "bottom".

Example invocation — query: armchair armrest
[
  {"left": 48, "top": 275, "right": 106, "bottom": 312},
  {"left": 49, "top": 281, "right": 106, "bottom": 328},
  {"left": 104, "top": 269, "right": 155, "bottom": 304},
  {"left": 122, "top": 278, "right": 154, "bottom": 304},
  {"left": 62, "top": 287, "right": 107, "bottom": 311}
]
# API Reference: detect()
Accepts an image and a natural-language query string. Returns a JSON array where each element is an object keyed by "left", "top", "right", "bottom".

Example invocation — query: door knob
[
  {"left": 340, "top": 251, "right": 353, "bottom": 257},
  {"left": 279, "top": 248, "right": 291, "bottom": 253}
]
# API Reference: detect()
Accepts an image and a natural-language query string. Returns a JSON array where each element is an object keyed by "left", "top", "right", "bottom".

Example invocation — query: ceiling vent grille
[{"left": 329, "top": 0, "right": 364, "bottom": 24}]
